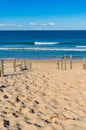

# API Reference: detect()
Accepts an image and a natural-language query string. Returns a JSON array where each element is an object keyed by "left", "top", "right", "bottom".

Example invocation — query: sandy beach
[{"left": 0, "top": 60, "right": 86, "bottom": 130}]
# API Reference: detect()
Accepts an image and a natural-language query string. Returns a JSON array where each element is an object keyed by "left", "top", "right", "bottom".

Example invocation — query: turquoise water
[{"left": 0, "top": 30, "right": 86, "bottom": 59}]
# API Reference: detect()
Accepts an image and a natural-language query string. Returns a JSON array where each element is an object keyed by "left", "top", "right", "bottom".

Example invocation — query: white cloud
[
  {"left": 48, "top": 22, "right": 56, "bottom": 26},
  {"left": 40, "top": 23, "right": 47, "bottom": 26},
  {"left": 29, "top": 22, "right": 36, "bottom": 26},
  {"left": 0, "top": 24, "right": 6, "bottom": 27},
  {"left": 10, "top": 24, "right": 22, "bottom": 27},
  {"left": 4, "top": 24, "right": 16, "bottom": 27},
  {"left": 17, "top": 24, "right": 22, "bottom": 27},
  {"left": 5, "top": 24, "right": 22, "bottom": 27},
  {"left": 10, "top": 24, "right": 16, "bottom": 27},
  {"left": 40, "top": 22, "right": 56, "bottom": 27}
]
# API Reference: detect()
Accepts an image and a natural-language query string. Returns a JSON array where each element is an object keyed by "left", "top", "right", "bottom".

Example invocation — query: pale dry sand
[{"left": 0, "top": 60, "right": 86, "bottom": 130}]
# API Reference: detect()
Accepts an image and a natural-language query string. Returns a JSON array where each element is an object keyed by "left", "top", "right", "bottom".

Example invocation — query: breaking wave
[
  {"left": 76, "top": 46, "right": 86, "bottom": 48},
  {"left": 34, "top": 42, "right": 59, "bottom": 45},
  {"left": 0, "top": 47, "right": 86, "bottom": 51}
]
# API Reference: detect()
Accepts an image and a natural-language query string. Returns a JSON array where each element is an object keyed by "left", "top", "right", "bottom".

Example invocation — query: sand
[{"left": 0, "top": 60, "right": 86, "bottom": 130}]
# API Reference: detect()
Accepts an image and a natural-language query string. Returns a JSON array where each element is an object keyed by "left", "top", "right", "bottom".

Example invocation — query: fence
[
  {"left": 0, "top": 59, "right": 32, "bottom": 77},
  {"left": 0, "top": 56, "right": 86, "bottom": 76},
  {"left": 57, "top": 55, "right": 86, "bottom": 70}
]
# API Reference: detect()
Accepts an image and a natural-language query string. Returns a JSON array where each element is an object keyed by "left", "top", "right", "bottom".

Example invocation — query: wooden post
[
  {"left": 0, "top": 60, "right": 4, "bottom": 76},
  {"left": 29, "top": 62, "right": 32, "bottom": 70},
  {"left": 13, "top": 59, "right": 16, "bottom": 72},
  {"left": 83, "top": 59, "right": 86, "bottom": 69},
  {"left": 21, "top": 59, "right": 24, "bottom": 70},
  {"left": 61, "top": 59, "right": 63, "bottom": 70},
  {"left": 70, "top": 55, "right": 72, "bottom": 69},
  {"left": 64, "top": 55, "right": 66, "bottom": 70},
  {"left": 57, "top": 60, "right": 59, "bottom": 69},
  {"left": 21, "top": 60, "right": 28, "bottom": 70},
  {"left": 24, "top": 60, "right": 28, "bottom": 70},
  {"left": 0, "top": 60, "right": 1, "bottom": 76},
  {"left": 23, "top": 60, "right": 25, "bottom": 69}
]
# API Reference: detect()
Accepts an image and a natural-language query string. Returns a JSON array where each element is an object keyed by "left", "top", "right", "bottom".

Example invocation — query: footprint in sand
[
  {"left": 3, "top": 120, "right": 10, "bottom": 128},
  {"left": 3, "top": 95, "right": 9, "bottom": 99}
]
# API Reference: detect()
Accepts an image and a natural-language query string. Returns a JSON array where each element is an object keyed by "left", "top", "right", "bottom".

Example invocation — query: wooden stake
[
  {"left": 24, "top": 60, "right": 28, "bottom": 70},
  {"left": 23, "top": 60, "right": 26, "bottom": 69},
  {"left": 21, "top": 60, "right": 28, "bottom": 70},
  {"left": 0, "top": 60, "right": 1, "bottom": 76},
  {"left": 83, "top": 59, "right": 86, "bottom": 69},
  {"left": 0, "top": 60, "right": 4, "bottom": 76},
  {"left": 21, "top": 59, "right": 24, "bottom": 70},
  {"left": 64, "top": 55, "right": 66, "bottom": 70},
  {"left": 13, "top": 59, "right": 16, "bottom": 72},
  {"left": 70, "top": 55, "right": 72, "bottom": 69},
  {"left": 61, "top": 59, "right": 63, "bottom": 70},
  {"left": 29, "top": 62, "right": 32, "bottom": 70},
  {"left": 57, "top": 60, "right": 59, "bottom": 69}
]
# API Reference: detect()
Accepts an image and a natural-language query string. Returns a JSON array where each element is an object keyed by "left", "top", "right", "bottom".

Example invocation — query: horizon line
[{"left": 0, "top": 30, "right": 86, "bottom": 31}]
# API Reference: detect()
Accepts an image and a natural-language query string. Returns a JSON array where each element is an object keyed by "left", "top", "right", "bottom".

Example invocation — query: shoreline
[{"left": 0, "top": 58, "right": 84, "bottom": 64}]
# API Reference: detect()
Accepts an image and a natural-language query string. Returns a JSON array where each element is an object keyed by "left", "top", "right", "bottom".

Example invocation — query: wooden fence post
[
  {"left": 57, "top": 60, "right": 59, "bottom": 69},
  {"left": 21, "top": 59, "right": 24, "bottom": 70},
  {"left": 83, "top": 59, "right": 86, "bottom": 69},
  {"left": 64, "top": 55, "right": 66, "bottom": 70},
  {"left": 70, "top": 55, "right": 72, "bottom": 69},
  {"left": 0, "top": 60, "right": 4, "bottom": 76},
  {"left": 23, "top": 60, "right": 26, "bottom": 69},
  {"left": 24, "top": 60, "right": 28, "bottom": 70},
  {"left": 61, "top": 59, "right": 63, "bottom": 70},
  {"left": 0, "top": 60, "right": 1, "bottom": 76},
  {"left": 13, "top": 59, "right": 16, "bottom": 72},
  {"left": 21, "top": 60, "right": 28, "bottom": 70},
  {"left": 29, "top": 62, "right": 32, "bottom": 70}
]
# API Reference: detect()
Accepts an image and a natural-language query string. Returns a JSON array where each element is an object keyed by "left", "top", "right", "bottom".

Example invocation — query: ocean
[{"left": 0, "top": 30, "right": 86, "bottom": 59}]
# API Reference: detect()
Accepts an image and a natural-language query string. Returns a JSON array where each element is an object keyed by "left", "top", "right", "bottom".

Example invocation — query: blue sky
[{"left": 0, "top": 0, "right": 86, "bottom": 30}]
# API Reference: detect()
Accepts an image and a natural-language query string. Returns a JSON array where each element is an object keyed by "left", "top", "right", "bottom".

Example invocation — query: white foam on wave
[
  {"left": 35, "top": 42, "right": 59, "bottom": 45},
  {"left": 0, "top": 47, "right": 86, "bottom": 51},
  {"left": 76, "top": 46, "right": 86, "bottom": 48}
]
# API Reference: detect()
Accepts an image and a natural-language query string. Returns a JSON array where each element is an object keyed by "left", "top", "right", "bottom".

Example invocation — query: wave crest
[
  {"left": 76, "top": 46, "right": 86, "bottom": 48},
  {"left": 0, "top": 47, "right": 86, "bottom": 51},
  {"left": 35, "top": 42, "right": 59, "bottom": 45}
]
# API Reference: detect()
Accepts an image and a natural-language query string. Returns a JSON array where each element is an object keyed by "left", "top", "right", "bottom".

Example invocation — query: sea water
[{"left": 0, "top": 30, "right": 86, "bottom": 59}]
